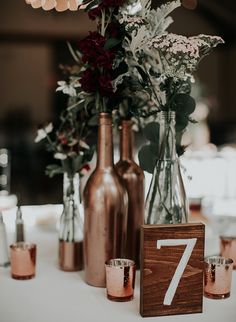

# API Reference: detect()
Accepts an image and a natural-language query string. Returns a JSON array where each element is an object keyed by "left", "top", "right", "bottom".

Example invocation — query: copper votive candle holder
[
  {"left": 220, "top": 236, "right": 236, "bottom": 269},
  {"left": 204, "top": 256, "right": 233, "bottom": 299},
  {"left": 105, "top": 259, "right": 136, "bottom": 302},
  {"left": 10, "top": 243, "right": 36, "bottom": 280}
]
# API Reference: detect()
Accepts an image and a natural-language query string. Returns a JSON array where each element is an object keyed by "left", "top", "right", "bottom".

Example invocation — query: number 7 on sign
[{"left": 156, "top": 238, "right": 197, "bottom": 306}]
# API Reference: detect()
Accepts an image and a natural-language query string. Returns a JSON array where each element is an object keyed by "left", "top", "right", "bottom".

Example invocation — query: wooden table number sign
[{"left": 140, "top": 223, "right": 205, "bottom": 317}]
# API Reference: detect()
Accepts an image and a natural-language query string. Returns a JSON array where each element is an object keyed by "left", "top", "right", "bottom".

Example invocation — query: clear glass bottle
[
  {"left": 145, "top": 111, "right": 188, "bottom": 224},
  {"left": 58, "top": 172, "right": 83, "bottom": 271},
  {"left": 0, "top": 212, "right": 10, "bottom": 267}
]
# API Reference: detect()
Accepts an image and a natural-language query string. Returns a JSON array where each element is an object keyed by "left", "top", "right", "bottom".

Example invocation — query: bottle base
[
  {"left": 204, "top": 291, "right": 230, "bottom": 299},
  {"left": 59, "top": 241, "right": 83, "bottom": 272},
  {"left": 107, "top": 294, "right": 133, "bottom": 302}
]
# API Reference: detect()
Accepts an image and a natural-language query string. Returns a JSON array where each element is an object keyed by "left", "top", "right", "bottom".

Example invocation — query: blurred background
[{"left": 0, "top": 0, "right": 236, "bottom": 207}]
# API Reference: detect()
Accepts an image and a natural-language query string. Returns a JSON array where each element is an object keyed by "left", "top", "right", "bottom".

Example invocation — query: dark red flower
[
  {"left": 98, "top": 74, "right": 114, "bottom": 96},
  {"left": 106, "top": 22, "right": 121, "bottom": 39},
  {"left": 82, "top": 164, "right": 91, "bottom": 172},
  {"left": 80, "top": 68, "right": 98, "bottom": 93},
  {"left": 95, "top": 51, "right": 115, "bottom": 69},
  {"left": 101, "top": 0, "right": 124, "bottom": 8},
  {"left": 88, "top": 5, "right": 102, "bottom": 20},
  {"left": 58, "top": 133, "right": 68, "bottom": 145},
  {"left": 78, "top": 32, "right": 106, "bottom": 63}
]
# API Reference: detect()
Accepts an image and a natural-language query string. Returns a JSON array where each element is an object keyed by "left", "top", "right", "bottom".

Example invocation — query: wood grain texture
[{"left": 140, "top": 223, "right": 205, "bottom": 317}]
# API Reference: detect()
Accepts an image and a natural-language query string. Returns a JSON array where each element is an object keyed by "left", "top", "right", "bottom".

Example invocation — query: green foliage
[
  {"left": 138, "top": 122, "right": 160, "bottom": 173},
  {"left": 88, "top": 114, "right": 98, "bottom": 126},
  {"left": 45, "top": 165, "right": 64, "bottom": 178},
  {"left": 84, "top": 0, "right": 99, "bottom": 12},
  {"left": 138, "top": 144, "right": 158, "bottom": 174},
  {"left": 104, "top": 38, "right": 122, "bottom": 50},
  {"left": 143, "top": 122, "right": 160, "bottom": 142},
  {"left": 172, "top": 93, "right": 196, "bottom": 116},
  {"left": 171, "top": 93, "right": 196, "bottom": 133},
  {"left": 46, "top": 144, "right": 95, "bottom": 179}
]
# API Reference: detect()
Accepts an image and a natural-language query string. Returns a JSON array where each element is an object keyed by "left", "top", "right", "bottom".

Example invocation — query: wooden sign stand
[{"left": 140, "top": 223, "right": 205, "bottom": 317}]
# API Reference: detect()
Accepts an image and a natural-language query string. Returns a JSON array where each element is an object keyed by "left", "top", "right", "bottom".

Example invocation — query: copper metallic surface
[
  {"left": 83, "top": 113, "right": 128, "bottom": 288},
  {"left": 182, "top": 0, "right": 197, "bottom": 10},
  {"left": 204, "top": 256, "right": 233, "bottom": 299},
  {"left": 220, "top": 236, "right": 236, "bottom": 269},
  {"left": 10, "top": 243, "right": 36, "bottom": 280},
  {"left": 59, "top": 240, "right": 83, "bottom": 271},
  {"left": 115, "top": 120, "right": 144, "bottom": 267},
  {"left": 105, "top": 258, "right": 136, "bottom": 302}
]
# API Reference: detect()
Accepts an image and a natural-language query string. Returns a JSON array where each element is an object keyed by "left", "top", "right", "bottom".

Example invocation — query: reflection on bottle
[
  {"left": 15, "top": 206, "right": 25, "bottom": 243},
  {"left": 0, "top": 149, "right": 10, "bottom": 196},
  {"left": 0, "top": 212, "right": 10, "bottom": 267}
]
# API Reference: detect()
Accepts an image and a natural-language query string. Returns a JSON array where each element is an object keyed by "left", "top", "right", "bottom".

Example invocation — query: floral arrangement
[
  {"left": 118, "top": 0, "right": 223, "bottom": 224},
  {"left": 35, "top": 103, "right": 94, "bottom": 180},
  {"left": 33, "top": 0, "right": 224, "bottom": 188},
  {"left": 63, "top": 0, "right": 130, "bottom": 114},
  {"left": 117, "top": 0, "right": 224, "bottom": 172},
  {"left": 40, "top": 0, "right": 224, "bottom": 170},
  {"left": 55, "top": 0, "right": 150, "bottom": 121}
]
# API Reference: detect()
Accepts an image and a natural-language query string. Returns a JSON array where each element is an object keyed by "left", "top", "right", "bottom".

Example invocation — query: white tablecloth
[{"left": 0, "top": 205, "right": 235, "bottom": 322}]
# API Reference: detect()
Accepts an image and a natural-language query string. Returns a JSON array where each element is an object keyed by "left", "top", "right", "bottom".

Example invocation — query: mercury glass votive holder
[
  {"left": 220, "top": 236, "right": 236, "bottom": 269},
  {"left": 105, "top": 259, "right": 136, "bottom": 302},
  {"left": 10, "top": 243, "right": 37, "bottom": 280},
  {"left": 204, "top": 256, "right": 233, "bottom": 299}
]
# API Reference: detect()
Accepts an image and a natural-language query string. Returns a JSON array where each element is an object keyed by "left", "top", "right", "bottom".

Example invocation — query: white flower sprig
[
  {"left": 149, "top": 33, "right": 224, "bottom": 75},
  {"left": 35, "top": 123, "right": 53, "bottom": 143},
  {"left": 56, "top": 77, "right": 80, "bottom": 97},
  {"left": 120, "top": 1, "right": 182, "bottom": 109},
  {"left": 122, "top": 0, "right": 224, "bottom": 109}
]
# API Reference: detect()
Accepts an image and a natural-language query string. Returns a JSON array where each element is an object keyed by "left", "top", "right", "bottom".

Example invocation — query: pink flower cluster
[{"left": 149, "top": 33, "right": 224, "bottom": 73}]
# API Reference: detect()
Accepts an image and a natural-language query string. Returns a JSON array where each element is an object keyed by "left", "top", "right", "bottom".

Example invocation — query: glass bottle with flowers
[
  {"left": 120, "top": 0, "right": 224, "bottom": 224},
  {"left": 67, "top": 0, "right": 132, "bottom": 287},
  {"left": 35, "top": 103, "right": 94, "bottom": 271},
  {"left": 28, "top": 0, "right": 134, "bottom": 284}
]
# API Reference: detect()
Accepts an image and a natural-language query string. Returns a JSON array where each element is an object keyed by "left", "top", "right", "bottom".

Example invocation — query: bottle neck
[
  {"left": 159, "top": 111, "right": 176, "bottom": 160},
  {"left": 97, "top": 113, "right": 113, "bottom": 169},
  {"left": 120, "top": 120, "right": 133, "bottom": 161}
]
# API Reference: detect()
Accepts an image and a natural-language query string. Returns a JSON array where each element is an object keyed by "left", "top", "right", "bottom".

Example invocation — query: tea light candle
[
  {"left": 10, "top": 243, "right": 37, "bottom": 280},
  {"left": 204, "top": 256, "right": 233, "bottom": 299},
  {"left": 105, "top": 259, "right": 136, "bottom": 302}
]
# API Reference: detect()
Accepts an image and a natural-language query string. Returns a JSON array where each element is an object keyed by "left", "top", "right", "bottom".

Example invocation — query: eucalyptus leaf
[
  {"left": 84, "top": 0, "right": 99, "bottom": 12},
  {"left": 138, "top": 144, "right": 157, "bottom": 174},
  {"left": 149, "top": 142, "right": 159, "bottom": 155},
  {"left": 173, "top": 93, "right": 196, "bottom": 116},
  {"left": 73, "top": 155, "right": 83, "bottom": 172},
  {"left": 88, "top": 115, "right": 98, "bottom": 126},
  {"left": 143, "top": 122, "right": 160, "bottom": 143},
  {"left": 45, "top": 164, "right": 63, "bottom": 178},
  {"left": 176, "top": 144, "right": 185, "bottom": 156},
  {"left": 83, "top": 146, "right": 95, "bottom": 162},
  {"left": 175, "top": 114, "right": 189, "bottom": 132},
  {"left": 104, "top": 38, "right": 121, "bottom": 50}
]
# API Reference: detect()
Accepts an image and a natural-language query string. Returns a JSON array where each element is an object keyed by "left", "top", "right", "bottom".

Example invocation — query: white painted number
[{"left": 156, "top": 238, "right": 197, "bottom": 306}]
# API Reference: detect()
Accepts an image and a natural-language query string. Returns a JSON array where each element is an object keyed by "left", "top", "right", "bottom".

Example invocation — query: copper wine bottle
[
  {"left": 115, "top": 120, "right": 144, "bottom": 267},
  {"left": 83, "top": 113, "right": 128, "bottom": 287}
]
